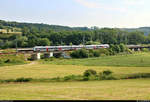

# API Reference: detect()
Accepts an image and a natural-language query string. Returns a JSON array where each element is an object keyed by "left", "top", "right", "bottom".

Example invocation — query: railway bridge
[
  {"left": 1, "top": 45, "right": 150, "bottom": 60},
  {"left": 127, "top": 45, "right": 150, "bottom": 51}
]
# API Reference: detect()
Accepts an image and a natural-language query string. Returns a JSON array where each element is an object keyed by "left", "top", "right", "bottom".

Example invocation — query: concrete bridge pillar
[
  {"left": 31, "top": 53, "right": 41, "bottom": 60},
  {"left": 50, "top": 52, "right": 53, "bottom": 57},
  {"left": 37, "top": 53, "right": 41, "bottom": 60},
  {"left": 138, "top": 48, "right": 141, "bottom": 51},
  {"left": 44, "top": 52, "right": 53, "bottom": 58},
  {"left": 132, "top": 48, "right": 135, "bottom": 51}
]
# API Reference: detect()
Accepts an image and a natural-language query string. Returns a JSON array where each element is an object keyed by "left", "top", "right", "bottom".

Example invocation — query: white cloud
[
  {"left": 75, "top": 0, "right": 127, "bottom": 12},
  {"left": 124, "top": 0, "right": 146, "bottom": 5},
  {"left": 75, "top": 0, "right": 100, "bottom": 8}
]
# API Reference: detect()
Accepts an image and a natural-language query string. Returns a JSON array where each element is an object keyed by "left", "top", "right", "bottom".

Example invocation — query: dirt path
[
  {"left": 27, "top": 61, "right": 38, "bottom": 66},
  {"left": 12, "top": 61, "right": 38, "bottom": 67}
]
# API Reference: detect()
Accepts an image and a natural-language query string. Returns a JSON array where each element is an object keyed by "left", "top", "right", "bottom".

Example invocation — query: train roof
[{"left": 33, "top": 44, "right": 109, "bottom": 48}]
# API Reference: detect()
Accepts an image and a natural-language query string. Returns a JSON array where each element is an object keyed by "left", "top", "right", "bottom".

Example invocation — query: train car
[{"left": 33, "top": 44, "right": 109, "bottom": 52}]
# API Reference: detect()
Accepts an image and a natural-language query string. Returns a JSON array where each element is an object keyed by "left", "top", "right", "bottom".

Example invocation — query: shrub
[
  {"left": 126, "top": 49, "right": 133, "bottom": 54},
  {"left": 70, "top": 49, "right": 89, "bottom": 58},
  {"left": 44, "top": 57, "right": 55, "bottom": 61},
  {"left": 89, "top": 53, "right": 94, "bottom": 57},
  {"left": 15, "top": 77, "right": 32, "bottom": 82},
  {"left": 89, "top": 49, "right": 94, "bottom": 57},
  {"left": 63, "top": 75, "right": 84, "bottom": 81},
  {"left": 4, "top": 79, "right": 15, "bottom": 83},
  {"left": 142, "top": 48, "right": 149, "bottom": 52},
  {"left": 63, "top": 75, "right": 72, "bottom": 81},
  {"left": 0, "top": 59, "right": 4, "bottom": 64},
  {"left": 50, "top": 77, "right": 61, "bottom": 81},
  {"left": 119, "top": 43, "right": 127, "bottom": 52},
  {"left": 4, "top": 59, "right": 10, "bottom": 63},
  {"left": 103, "top": 70, "right": 113, "bottom": 75},
  {"left": 123, "top": 73, "right": 150, "bottom": 79},
  {"left": 93, "top": 50, "right": 100, "bottom": 57},
  {"left": 83, "top": 69, "right": 97, "bottom": 77},
  {"left": 53, "top": 53, "right": 62, "bottom": 58},
  {"left": 98, "top": 70, "right": 116, "bottom": 80},
  {"left": 82, "top": 76, "right": 89, "bottom": 81},
  {"left": 99, "top": 48, "right": 110, "bottom": 56}
]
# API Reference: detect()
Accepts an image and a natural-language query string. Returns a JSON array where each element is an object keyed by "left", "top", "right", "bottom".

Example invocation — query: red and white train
[{"left": 33, "top": 44, "right": 109, "bottom": 52}]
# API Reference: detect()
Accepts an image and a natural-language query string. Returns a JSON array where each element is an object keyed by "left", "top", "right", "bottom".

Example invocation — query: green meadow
[
  {"left": 40, "top": 52, "right": 150, "bottom": 67},
  {"left": 0, "top": 52, "right": 150, "bottom": 100}
]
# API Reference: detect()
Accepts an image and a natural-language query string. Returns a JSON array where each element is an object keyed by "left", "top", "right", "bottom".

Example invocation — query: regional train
[{"left": 33, "top": 44, "right": 109, "bottom": 52}]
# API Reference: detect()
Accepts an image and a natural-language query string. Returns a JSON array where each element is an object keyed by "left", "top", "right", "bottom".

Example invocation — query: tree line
[{"left": 0, "top": 20, "right": 150, "bottom": 49}]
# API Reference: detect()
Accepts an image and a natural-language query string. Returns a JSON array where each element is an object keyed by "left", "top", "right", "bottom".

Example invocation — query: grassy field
[
  {"left": 0, "top": 79, "right": 150, "bottom": 100},
  {"left": 1, "top": 52, "right": 150, "bottom": 100},
  {"left": 1, "top": 62, "right": 150, "bottom": 80},
  {"left": 40, "top": 52, "right": 150, "bottom": 67},
  {"left": 0, "top": 54, "right": 27, "bottom": 67}
]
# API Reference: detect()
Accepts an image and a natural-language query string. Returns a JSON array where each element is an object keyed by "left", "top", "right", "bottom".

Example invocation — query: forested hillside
[
  {"left": 121, "top": 27, "right": 150, "bottom": 35},
  {"left": 0, "top": 20, "right": 150, "bottom": 49}
]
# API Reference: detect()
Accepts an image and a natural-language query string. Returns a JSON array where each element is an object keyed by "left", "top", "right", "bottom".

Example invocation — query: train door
[
  {"left": 93, "top": 46, "right": 96, "bottom": 49},
  {"left": 46, "top": 48, "right": 49, "bottom": 52},
  {"left": 58, "top": 47, "right": 62, "bottom": 51}
]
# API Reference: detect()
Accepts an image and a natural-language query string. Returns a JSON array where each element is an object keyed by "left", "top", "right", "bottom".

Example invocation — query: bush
[
  {"left": 89, "top": 53, "right": 94, "bottom": 57},
  {"left": 82, "top": 76, "right": 89, "bottom": 81},
  {"left": 53, "top": 53, "right": 62, "bottom": 58},
  {"left": 50, "top": 77, "right": 61, "bottom": 81},
  {"left": 0, "top": 59, "right": 4, "bottom": 64},
  {"left": 4, "top": 79, "right": 15, "bottom": 83},
  {"left": 89, "top": 49, "right": 94, "bottom": 57},
  {"left": 63, "top": 75, "right": 84, "bottom": 81},
  {"left": 99, "top": 48, "right": 110, "bottom": 56},
  {"left": 103, "top": 70, "right": 113, "bottom": 75},
  {"left": 93, "top": 50, "right": 100, "bottom": 57},
  {"left": 126, "top": 49, "right": 133, "bottom": 54},
  {"left": 98, "top": 70, "right": 116, "bottom": 80},
  {"left": 15, "top": 77, "right": 32, "bottom": 82},
  {"left": 142, "top": 48, "right": 149, "bottom": 52},
  {"left": 4, "top": 59, "right": 10, "bottom": 63},
  {"left": 119, "top": 44, "right": 127, "bottom": 52},
  {"left": 123, "top": 73, "right": 150, "bottom": 79},
  {"left": 83, "top": 69, "right": 97, "bottom": 77},
  {"left": 70, "top": 49, "right": 89, "bottom": 58}
]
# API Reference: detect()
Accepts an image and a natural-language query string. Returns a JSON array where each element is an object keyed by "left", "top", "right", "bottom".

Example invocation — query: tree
[
  {"left": 119, "top": 43, "right": 127, "bottom": 52},
  {"left": 37, "top": 38, "right": 51, "bottom": 46},
  {"left": 70, "top": 49, "right": 89, "bottom": 58}
]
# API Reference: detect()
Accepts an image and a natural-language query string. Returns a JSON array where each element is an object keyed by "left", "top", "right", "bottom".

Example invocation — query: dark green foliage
[
  {"left": 1, "top": 20, "right": 150, "bottom": 49},
  {"left": 108, "top": 44, "right": 129, "bottom": 55},
  {"left": 70, "top": 49, "right": 89, "bottom": 58},
  {"left": 63, "top": 75, "right": 83, "bottom": 81},
  {"left": 53, "top": 53, "right": 62, "bottom": 58},
  {"left": 98, "top": 70, "right": 116, "bottom": 80},
  {"left": 82, "top": 76, "right": 89, "bottom": 81},
  {"left": 37, "top": 38, "right": 51, "bottom": 46},
  {"left": 103, "top": 70, "right": 113, "bottom": 75},
  {"left": 123, "top": 73, "right": 150, "bottom": 79},
  {"left": 99, "top": 48, "right": 110, "bottom": 56},
  {"left": 0, "top": 78, "right": 33, "bottom": 83},
  {"left": 93, "top": 50, "right": 100, "bottom": 57},
  {"left": 15, "top": 77, "right": 33, "bottom": 82},
  {"left": 50, "top": 77, "right": 61, "bottom": 81},
  {"left": 119, "top": 43, "right": 127, "bottom": 52},
  {"left": 2, "top": 72, "right": 150, "bottom": 83},
  {"left": 141, "top": 48, "right": 149, "bottom": 52},
  {"left": 4, "top": 59, "right": 10, "bottom": 63},
  {"left": 83, "top": 69, "right": 97, "bottom": 77},
  {"left": 0, "top": 54, "right": 25, "bottom": 66}
]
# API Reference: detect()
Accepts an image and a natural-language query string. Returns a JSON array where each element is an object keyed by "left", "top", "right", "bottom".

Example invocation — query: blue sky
[{"left": 0, "top": 0, "right": 150, "bottom": 28}]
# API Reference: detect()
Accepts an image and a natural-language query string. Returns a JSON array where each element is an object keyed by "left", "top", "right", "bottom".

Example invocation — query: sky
[{"left": 0, "top": 0, "right": 150, "bottom": 28}]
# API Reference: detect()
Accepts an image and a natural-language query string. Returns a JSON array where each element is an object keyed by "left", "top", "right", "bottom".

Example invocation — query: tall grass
[{"left": 40, "top": 52, "right": 150, "bottom": 67}]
